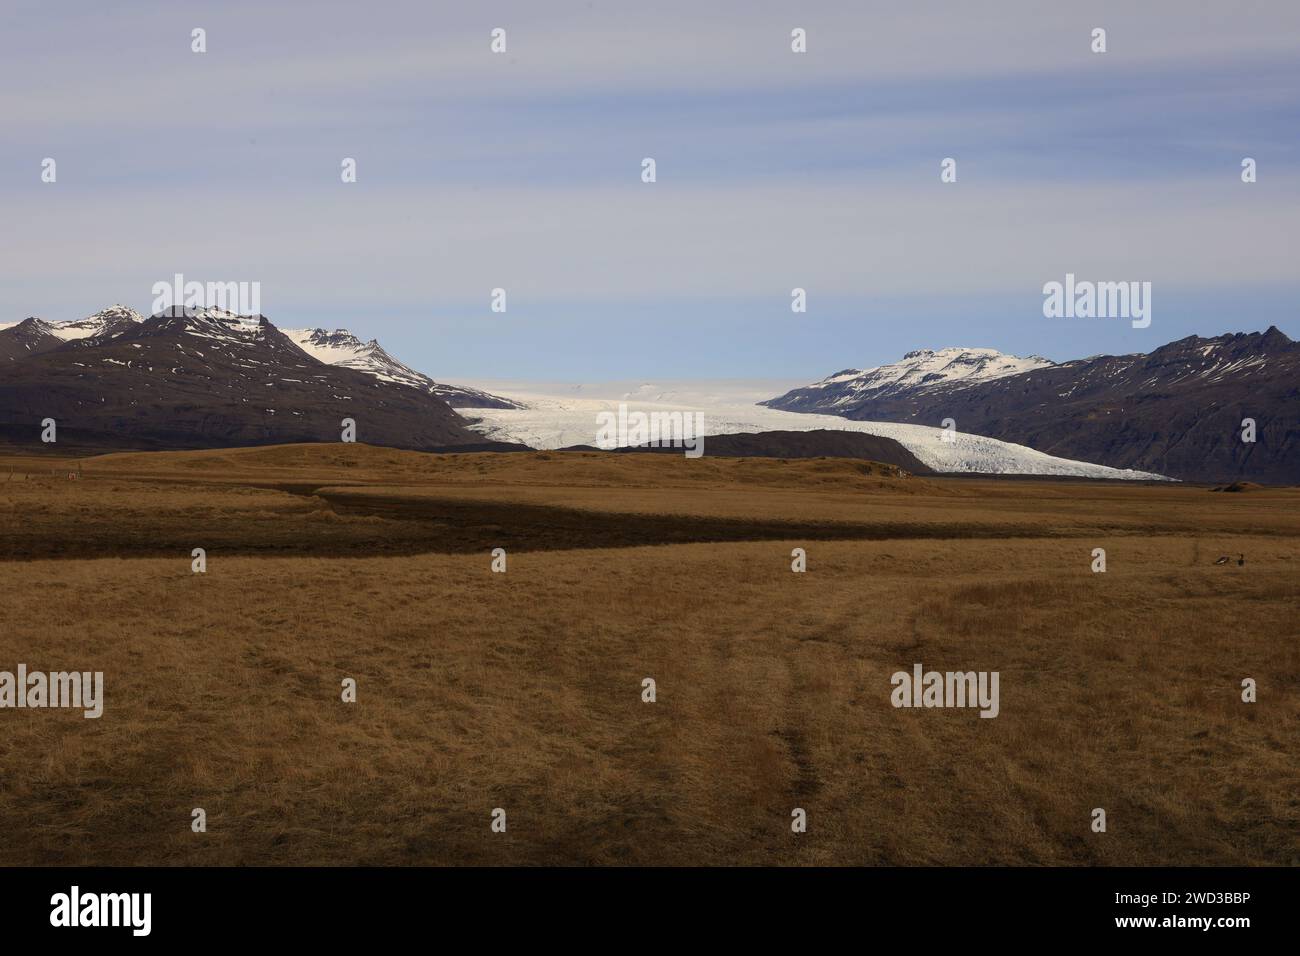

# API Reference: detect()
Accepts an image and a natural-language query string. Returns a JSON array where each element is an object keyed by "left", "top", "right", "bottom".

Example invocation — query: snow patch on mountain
[
  {"left": 283, "top": 328, "right": 425, "bottom": 387},
  {"left": 57, "top": 305, "right": 145, "bottom": 339},
  {"left": 4, "top": 305, "right": 145, "bottom": 342},
  {"left": 764, "top": 347, "right": 1054, "bottom": 413},
  {"left": 166, "top": 308, "right": 272, "bottom": 346}
]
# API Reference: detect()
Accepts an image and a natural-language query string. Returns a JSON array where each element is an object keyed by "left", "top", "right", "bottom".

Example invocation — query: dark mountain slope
[
  {"left": 768, "top": 328, "right": 1300, "bottom": 483},
  {"left": 0, "top": 318, "right": 65, "bottom": 364},
  {"left": 0, "top": 309, "right": 481, "bottom": 452}
]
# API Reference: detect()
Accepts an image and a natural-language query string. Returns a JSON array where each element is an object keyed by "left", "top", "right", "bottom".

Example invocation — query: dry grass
[{"left": 0, "top": 444, "right": 1296, "bottom": 865}]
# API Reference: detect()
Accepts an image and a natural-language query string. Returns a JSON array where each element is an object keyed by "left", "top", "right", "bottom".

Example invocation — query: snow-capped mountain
[
  {"left": 764, "top": 329, "right": 1300, "bottom": 484},
  {"left": 282, "top": 327, "right": 523, "bottom": 409},
  {"left": 55, "top": 304, "right": 145, "bottom": 342},
  {"left": 0, "top": 305, "right": 144, "bottom": 362},
  {"left": 0, "top": 307, "right": 483, "bottom": 452},
  {"left": 762, "top": 347, "right": 1053, "bottom": 414}
]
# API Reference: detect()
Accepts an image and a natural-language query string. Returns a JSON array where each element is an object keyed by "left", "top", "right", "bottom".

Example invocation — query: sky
[{"left": 2, "top": 0, "right": 1298, "bottom": 381}]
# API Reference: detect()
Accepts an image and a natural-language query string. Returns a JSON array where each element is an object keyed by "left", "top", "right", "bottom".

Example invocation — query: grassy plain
[{"left": 0, "top": 444, "right": 1295, "bottom": 865}]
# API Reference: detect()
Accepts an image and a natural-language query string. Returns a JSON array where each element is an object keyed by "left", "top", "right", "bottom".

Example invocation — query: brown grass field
[{"left": 0, "top": 443, "right": 1296, "bottom": 865}]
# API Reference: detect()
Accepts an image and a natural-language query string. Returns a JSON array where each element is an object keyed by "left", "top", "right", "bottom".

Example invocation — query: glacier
[{"left": 457, "top": 380, "right": 1169, "bottom": 480}]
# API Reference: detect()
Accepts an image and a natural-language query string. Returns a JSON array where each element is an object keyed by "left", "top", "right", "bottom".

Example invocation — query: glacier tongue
[{"left": 458, "top": 381, "right": 1168, "bottom": 480}]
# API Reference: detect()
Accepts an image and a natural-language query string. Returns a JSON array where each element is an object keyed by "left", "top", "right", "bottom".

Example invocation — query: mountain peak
[
  {"left": 3, "top": 306, "right": 147, "bottom": 348},
  {"left": 278, "top": 326, "right": 524, "bottom": 409},
  {"left": 1259, "top": 325, "right": 1294, "bottom": 349},
  {"left": 766, "top": 347, "right": 1055, "bottom": 413},
  {"left": 140, "top": 307, "right": 273, "bottom": 347},
  {"left": 1152, "top": 325, "right": 1298, "bottom": 361},
  {"left": 87, "top": 304, "right": 144, "bottom": 323}
]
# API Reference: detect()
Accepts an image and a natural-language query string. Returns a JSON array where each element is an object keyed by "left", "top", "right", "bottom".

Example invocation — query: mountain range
[
  {"left": 3, "top": 305, "right": 1295, "bottom": 482},
  {"left": 764, "top": 330, "right": 1299, "bottom": 483},
  {"left": 0, "top": 305, "right": 143, "bottom": 362},
  {"left": 0, "top": 306, "right": 515, "bottom": 452}
]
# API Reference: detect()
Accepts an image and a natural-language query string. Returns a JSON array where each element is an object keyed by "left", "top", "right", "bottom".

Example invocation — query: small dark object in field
[{"left": 1213, "top": 554, "right": 1245, "bottom": 566}]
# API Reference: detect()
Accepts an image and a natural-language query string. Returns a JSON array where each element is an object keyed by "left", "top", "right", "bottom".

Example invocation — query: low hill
[{"left": 562, "top": 429, "right": 932, "bottom": 474}]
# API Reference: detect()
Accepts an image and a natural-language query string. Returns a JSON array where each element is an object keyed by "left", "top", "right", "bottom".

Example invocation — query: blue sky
[{"left": 2, "top": 0, "right": 1298, "bottom": 380}]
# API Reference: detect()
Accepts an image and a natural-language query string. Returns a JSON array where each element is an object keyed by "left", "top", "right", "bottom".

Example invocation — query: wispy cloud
[{"left": 3, "top": 0, "right": 1298, "bottom": 376}]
